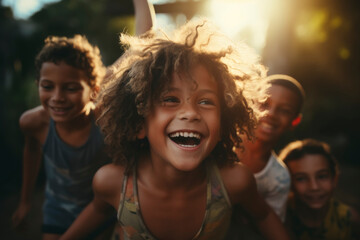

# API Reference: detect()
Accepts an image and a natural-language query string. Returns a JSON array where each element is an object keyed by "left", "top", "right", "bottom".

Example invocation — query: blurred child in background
[
  {"left": 11, "top": 34, "right": 113, "bottom": 240},
  {"left": 226, "top": 74, "right": 304, "bottom": 239},
  {"left": 235, "top": 74, "right": 305, "bottom": 221},
  {"left": 280, "top": 138, "right": 360, "bottom": 240}
]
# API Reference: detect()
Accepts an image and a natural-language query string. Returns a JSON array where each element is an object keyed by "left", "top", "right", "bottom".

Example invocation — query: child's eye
[
  {"left": 294, "top": 176, "right": 307, "bottom": 182},
  {"left": 279, "top": 108, "right": 293, "bottom": 115},
  {"left": 40, "top": 84, "right": 53, "bottom": 90},
  {"left": 65, "top": 84, "right": 82, "bottom": 92},
  {"left": 161, "top": 96, "right": 179, "bottom": 106},
  {"left": 66, "top": 87, "right": 81, "bottom": 92},
  {"left": 317, "top": 173, "right": 330, "bottom": 180},
  {"left": 163, "top": 96, "right": 179, "bottom": 102},
  {"left": 199, "top": 99, "right": 215, "bottom": 106}
]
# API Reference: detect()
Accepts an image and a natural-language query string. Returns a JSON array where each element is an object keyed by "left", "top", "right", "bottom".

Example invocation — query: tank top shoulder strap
[
  {"left": 209, "top": 163, "right": 231, "bottom": 206},
  {"left": 117, "top": 170, "right": 138, "bottom": 220},
  {"left": 43, "top": 118, "right": 56, "bottom": 149}
]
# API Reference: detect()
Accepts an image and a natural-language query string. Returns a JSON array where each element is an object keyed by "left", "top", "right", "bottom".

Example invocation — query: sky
[
  {"left": 2, "top": 0, "right": 61, "bottom": 19},
  {"left": 2, "top": 0, "right": 270, "bottom": 53},
  {"left": 2, "top": 0, "right": 163, "bottom": 19}
]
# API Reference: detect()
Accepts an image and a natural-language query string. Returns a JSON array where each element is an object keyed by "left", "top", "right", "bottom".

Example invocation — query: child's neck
[
  {"left": 55, "top": 103, "right": 93, "bottom": 130},
  {"left": 295, "top": 199, "right": 329, "bottom": 228},
  {"left": 54, "top": 108, "right": 93, "bottom": 147},
  {"left": 138, "top": 155, "right": 207, "bottom": 192},
  {"left": 239, "top": 139, "right": 273, "bottom": 173}
]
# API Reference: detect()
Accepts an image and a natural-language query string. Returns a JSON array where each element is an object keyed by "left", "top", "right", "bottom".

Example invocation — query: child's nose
[
  {"left": 178, "top": 102, "right": 200, "bottom": 121},
  {"left": 264, "top": 106, "right": 276, "bottom": 118},
  {"left": 52, "top": 88, "right": 66, "bottom": 102},
  {"left": 309, "top": 178, "right": 319, "bottom": 190}
]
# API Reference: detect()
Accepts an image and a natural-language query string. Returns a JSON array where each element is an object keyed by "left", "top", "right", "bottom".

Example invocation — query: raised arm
[
  {"left": 12, "top": 110, "right": 44, "bottom": 228},
  {"left": 105, "top": 0, "right": 155, "bottom": 78},
  {"left": 133, "top": 0, "right": 155, "bottom": 35}
]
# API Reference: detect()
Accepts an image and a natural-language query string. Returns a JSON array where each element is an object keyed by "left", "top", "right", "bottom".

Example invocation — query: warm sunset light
[{"left": 207, "top": 0, "right": 271, "bottom": 53}]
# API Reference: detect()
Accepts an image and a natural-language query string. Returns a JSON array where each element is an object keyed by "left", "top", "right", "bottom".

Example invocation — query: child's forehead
[
  {"left": 268, "top": 84, "right": 302, "bottom": 107},
  {"left": 289, "top": 154, "right": 331, "bottom": 172},
  {"left": 41, "top": 61, "right": 85, "bottom": 75},
  {"left": 39, "top": 61, "right": 90, "bottom": 84},
  {"left": 167, "top": 65, "right": 217, "bottom": 90}
]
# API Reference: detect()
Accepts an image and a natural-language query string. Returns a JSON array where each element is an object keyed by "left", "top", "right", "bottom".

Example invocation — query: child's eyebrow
[
  {"left": 165, "top": 87, "right": 218, "bottom": 95},
  {"left": 316, "top": 169, "right": 331, "bottom": 174},
  {"left": 293, "top": 172, "right": 307, "bottom": 176},
  {"left": 164, "top": 87, "right": 180, "bottom": 93},
  {"left": 197, "top": 89, "right": 218, "bottom": 95}
]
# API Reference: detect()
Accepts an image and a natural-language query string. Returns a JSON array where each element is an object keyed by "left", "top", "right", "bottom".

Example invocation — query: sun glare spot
[{"left": 208, "top": 0, "right": 270, "bottom": 53}]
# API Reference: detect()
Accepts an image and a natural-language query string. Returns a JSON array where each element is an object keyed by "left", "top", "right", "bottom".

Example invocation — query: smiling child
[
  {"left": 280, "top": 138, "right": 359, "bottom": 239},
  {"left": 61, "top": 19, "right": 290, "bottom": 240}
]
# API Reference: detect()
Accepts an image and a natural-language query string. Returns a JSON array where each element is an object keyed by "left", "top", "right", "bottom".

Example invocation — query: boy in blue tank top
[{"left": 11, "top": 34, "right": 114, "bottom": 239}]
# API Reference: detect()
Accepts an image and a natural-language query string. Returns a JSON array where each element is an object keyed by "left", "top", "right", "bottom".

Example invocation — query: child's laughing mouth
[{"left": 169, "top": 131, "right": 202, "bottom": 148}]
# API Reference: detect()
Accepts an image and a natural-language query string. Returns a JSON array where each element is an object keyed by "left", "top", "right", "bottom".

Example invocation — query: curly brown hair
[
  {"left": 98, "top": 19, "right": 268, "bottom": 171},
  {"left": 35, "top": 35, "right": 106, "bottom": 89}
]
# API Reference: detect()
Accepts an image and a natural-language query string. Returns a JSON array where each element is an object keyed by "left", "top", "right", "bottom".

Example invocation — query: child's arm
[
  {"left": 60, "top": 164, "right": 123, "bottom": 239},
  {"left": 223, "top": 163, "right": 290, "bottom": 240},
  {"left": 60, "top": 193, "right": 116, "bottom": 239},
  {"left": 12, "top": 109, "right": 45, "bottom": 228},
  {"left": 105, "top": 0, "right": 155, "bottom": 78},
  {"left": 133, "top": 0, "right": 155, "bottom": 35}
]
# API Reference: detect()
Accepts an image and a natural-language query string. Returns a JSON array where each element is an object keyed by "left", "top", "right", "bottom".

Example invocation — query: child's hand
[{"left": 12, "top": 202, "right": 30, "bottom": 230}]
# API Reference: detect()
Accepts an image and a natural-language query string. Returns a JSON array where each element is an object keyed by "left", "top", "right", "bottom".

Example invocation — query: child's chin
[{"left": 305, "top": 199, "right": 329, "bottom": 210}]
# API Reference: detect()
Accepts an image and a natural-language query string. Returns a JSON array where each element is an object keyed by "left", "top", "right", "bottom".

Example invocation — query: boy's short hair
[
  {"left": 265, "top": 74, "right": 305, "bottom": 114},
  {"left": 35, "top": 35, "right": 106, "bottom": 88},
  {"left": 279, "top": 138, "right": 338, "bottom": 177}
]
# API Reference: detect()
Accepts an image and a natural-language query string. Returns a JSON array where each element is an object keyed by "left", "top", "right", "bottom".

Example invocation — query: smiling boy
[
  {"left": 279, "top": 139, "right": 359, "bottom": 239},
  {"left": 235, "top": 74, "right": 305, "bottom": 222}
]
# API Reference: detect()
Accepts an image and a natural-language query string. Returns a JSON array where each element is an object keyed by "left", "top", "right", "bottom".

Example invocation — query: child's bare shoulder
[
  {"left": 219, "top": 162, "right": 257, "bottom": 204},
  {"left": 92, "top": 163, "right": 126, "bottom": 203},
  {"left": 19, "top": 106, "right": 49, "bottom": 134}
]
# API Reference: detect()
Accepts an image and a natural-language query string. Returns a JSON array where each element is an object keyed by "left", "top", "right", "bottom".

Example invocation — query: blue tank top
[{"left": 42, "top": 116, "right": 110, "bottom": 227}]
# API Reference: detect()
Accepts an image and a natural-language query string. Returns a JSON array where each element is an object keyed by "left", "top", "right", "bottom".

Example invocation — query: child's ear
[
  {"left": 333, "top": 174, "right": 339, "bottom": 188},
  {"left": 90, "top": 85, "right": 100, "bottom": 101},
  {"left": 137, "top": 126, "right": 146, "bottom": 139},
  {"left": 291, "top": 114, "right": 302, "bottom": 128}
]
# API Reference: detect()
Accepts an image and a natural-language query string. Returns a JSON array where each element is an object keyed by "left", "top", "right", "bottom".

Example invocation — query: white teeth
[
  {"left": 169, "top": 131, "right": 201, "bottom": 139},
  {"left": 179, "top": 144, "right": 197, "bottom": 148},
  {"left": 262, "top": 122, "right": 273, "bottom": 129}
]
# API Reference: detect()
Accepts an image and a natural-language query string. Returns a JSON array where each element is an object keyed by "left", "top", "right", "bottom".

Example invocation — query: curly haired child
[
  {"left": 61, "top": 19, "right": 290, "bottom": 240},
  {"left": 279, "top": 139, "right": 360, "bottom": 240}
]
